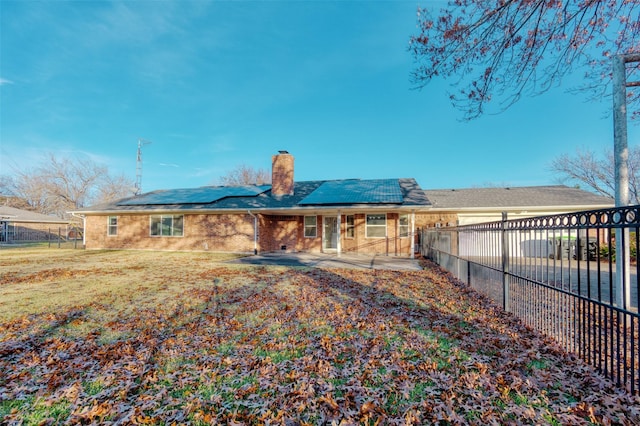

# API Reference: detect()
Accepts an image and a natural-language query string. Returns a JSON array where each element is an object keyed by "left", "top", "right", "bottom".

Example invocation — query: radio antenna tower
[{"left": 135, "top": 138, "right": 152, "bottom": 195}]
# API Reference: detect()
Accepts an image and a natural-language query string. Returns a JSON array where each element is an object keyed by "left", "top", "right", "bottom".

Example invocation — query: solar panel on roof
[
  {"left": 117, "top": 185, "right": 271, "bottom": 206},
  {"left": 298, "top": 179, "right": 403, "bottom": 205}
]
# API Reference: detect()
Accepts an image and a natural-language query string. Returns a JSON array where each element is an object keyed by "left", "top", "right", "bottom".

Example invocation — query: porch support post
[
  {"left": 337, "top": 210, "right": 342, "bottom": 257},
  {"left": 410, "top": 210, "right": 416, "bottom": 259},
  {"left": 247, "top": 210, "right": 258, "bottom": 255}
]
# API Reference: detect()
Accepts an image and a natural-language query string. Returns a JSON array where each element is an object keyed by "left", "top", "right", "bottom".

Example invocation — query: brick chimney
[{"left": 271, "top": 151, "right": 294, "bottom": 196}]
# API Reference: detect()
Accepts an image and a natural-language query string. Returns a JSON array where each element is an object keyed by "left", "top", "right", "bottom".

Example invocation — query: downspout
[
  {"left": 247, "top": 210, "right": 258, "bottom": 255},
  {"left": 70, "top": 212, "right": 86, "bottom": 246}
]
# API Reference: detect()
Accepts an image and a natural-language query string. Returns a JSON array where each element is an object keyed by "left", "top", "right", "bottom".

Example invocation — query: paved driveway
[{"left": 225, "top": 252, "right": 423, "bottom": 271}]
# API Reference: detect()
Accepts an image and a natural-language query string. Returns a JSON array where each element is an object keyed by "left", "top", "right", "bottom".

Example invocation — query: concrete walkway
[{"left": 225, "top": 252, "right": 423, "bottom": 271}]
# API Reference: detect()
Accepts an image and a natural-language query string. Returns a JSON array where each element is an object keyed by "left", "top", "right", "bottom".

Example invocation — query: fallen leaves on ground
[{"left": 1, "top": 252, "right": 638, "bottom": 425}]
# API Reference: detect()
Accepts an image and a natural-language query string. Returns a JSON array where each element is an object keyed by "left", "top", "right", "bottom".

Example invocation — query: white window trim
[
  {"left": 365, "top": 213, "right": 387, "bottom": 239},
  {"left": 150, "top": 214, "right": 184, "bottom": 237},
  {"left": 107, "top": 216, "right": 118, "bottom": 236},
  {"left": 345, "top": 215, "right": 355, "bottom": 239},
  {"left": 304, "top": 215, "right": 317, "bottom": 238},
  {"left": 399, "top": 214, "right": 409, "bottom": 238}
]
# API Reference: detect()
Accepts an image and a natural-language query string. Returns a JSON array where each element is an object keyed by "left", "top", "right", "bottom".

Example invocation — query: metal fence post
[
  {"left": 502, "top": 212, "right": 510, "bottom": 312},
  {"left": 612, "top": 53, "right": 638, "bottom": 311},
  {"left": 423, "top": 206, "right": 639, "bottom": 394}
]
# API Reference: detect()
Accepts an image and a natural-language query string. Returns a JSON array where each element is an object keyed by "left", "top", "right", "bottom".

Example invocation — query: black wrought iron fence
[
  {"left": 420, "top": 206, "right": 640, "bottom": 395},
  {"left": 0, "top": 226, "right": 84, "bottom": 249}
]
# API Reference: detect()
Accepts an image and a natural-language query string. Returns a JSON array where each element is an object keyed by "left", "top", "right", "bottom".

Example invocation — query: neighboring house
[
  {"left": 419, "top": 186, "right": 615, "bottom": 227},
  {"left": 0, "top": 206, "right": 75, "bottom": 242},
  {"left": 71, "top": 152, "right": 432, "bottom": 257},
  {"left": 417, "top": 186, "right": 615, "bottom": 260}
]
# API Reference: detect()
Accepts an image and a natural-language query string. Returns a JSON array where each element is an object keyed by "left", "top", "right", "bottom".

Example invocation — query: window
[
  {"left": 346, "top": 215, "right": 355, "bottom": 238},
  {"left": 304, "top": 215, "right": 317, "bottom": 238},
  {"left": 107, "top": 216, "right": 118, "bottom": 236},
  {"left": 366, "top": 213, "right": 386, "bottom": 238},
  {"left": 150, "top": 215, "right": 184, "bottom": 237},
  {"left": 399, "top": 214, "right": 409, "bottom": 238}
]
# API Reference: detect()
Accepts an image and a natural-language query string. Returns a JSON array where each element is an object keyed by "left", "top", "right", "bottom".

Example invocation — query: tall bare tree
[
  {"left": 217, "top": 164, "right": 271, "bottom": 186},
  {"left": 95, "top": 174, "right": 137, "bottom": 205},
  {"left": 1, "top": 153, "right": 135, "bottom": 218},
  {"left": 551, "top": 147, "right": 640, "bottom": 204},
  {"left": 409, "top": 1, "right": 640, "bottom": 120}
]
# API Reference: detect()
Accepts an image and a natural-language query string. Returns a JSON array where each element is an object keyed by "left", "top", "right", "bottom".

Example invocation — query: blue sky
[{"left": 1, "top": 0, "right": 637, "bottom": 194}]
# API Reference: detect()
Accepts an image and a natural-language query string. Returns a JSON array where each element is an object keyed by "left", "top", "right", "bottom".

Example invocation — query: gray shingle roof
[
  {"left": 73, "top": 183, "right": 613, "bottom": 214},
  {"left": 424, "top": 185, "right": 614, "bottom": 209},
  {"left": 0, "top": 206, "right": 71, "bottom": 223},
  {"left": 76, "top": 178, "right": 431, "bottom": 213}
]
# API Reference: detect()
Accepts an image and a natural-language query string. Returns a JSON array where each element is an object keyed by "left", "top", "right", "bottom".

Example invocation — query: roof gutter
[
  {"left": 247, "top": 210, "right": 258, "bottom": 255},
  {"left": 429, "top": 204, "right": 614, "bottom": 213}
]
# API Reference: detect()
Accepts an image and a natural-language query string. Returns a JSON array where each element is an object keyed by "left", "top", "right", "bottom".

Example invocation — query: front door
[{"left": 323, "top": 216, "right": 338, "bottom": 251}]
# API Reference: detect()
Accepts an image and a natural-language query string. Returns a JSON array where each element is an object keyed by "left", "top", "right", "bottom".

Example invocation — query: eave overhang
[
  {"left": 428, "top": 204, "right": 614, "bottom": 214},
  {"left": 71, "top": 204, "right": 432, "bottom": 216}
]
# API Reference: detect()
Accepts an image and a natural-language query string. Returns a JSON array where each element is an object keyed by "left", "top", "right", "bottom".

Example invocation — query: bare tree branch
[
  {"left": 216, "top": 164, "right": 271, "bottom": 186},
  {"left": 550, "top": 147, "right": 639, "bottom": 203},
  {"left": 1, "top": 153, "right": 135, "bottom": 218},
  {"left": 410, "top": 0, "right": 640, "bottom": 120}
]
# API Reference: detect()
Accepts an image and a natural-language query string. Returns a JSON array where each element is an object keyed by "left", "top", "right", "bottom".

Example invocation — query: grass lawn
[{"left": 1, "top": 248, "right": 638, "bottom": 425}]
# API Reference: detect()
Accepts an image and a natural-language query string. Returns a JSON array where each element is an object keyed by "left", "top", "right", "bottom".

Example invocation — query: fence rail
[
  {"left": 420, "top": 206, "right": 640, "bottom": 395},
  {"left": 0, "top": 227, "right": 84, "bottom": 249}
]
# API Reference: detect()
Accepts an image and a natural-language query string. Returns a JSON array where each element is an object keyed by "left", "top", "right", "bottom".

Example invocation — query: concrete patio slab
[{"left": 225, "top": 252, "right": 423, "bottom": 271}]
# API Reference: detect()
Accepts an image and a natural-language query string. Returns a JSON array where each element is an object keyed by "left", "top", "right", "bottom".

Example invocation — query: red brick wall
[
  {"left": 259, "top": 215, "right": 301, "bottom": 252},
  {"left": 85, "top": 211, "right": 415, "bottom": 256},
  {"left": 85, "top": 213, "right": 256, "bottom": 252},
  {"left": 341, "top": 213, "right": 413, "bottom": 256},
  {"left": 257, "top": 215, "right": 324, "bottom": 252}
]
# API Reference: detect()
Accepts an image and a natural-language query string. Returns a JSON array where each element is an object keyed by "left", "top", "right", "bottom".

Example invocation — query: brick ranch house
[
  {"left": 72, "top": 152, "right": 432, "bottom": 257},
  {"left": 71, "top": 152, "right": 615, "bottom": 256}
]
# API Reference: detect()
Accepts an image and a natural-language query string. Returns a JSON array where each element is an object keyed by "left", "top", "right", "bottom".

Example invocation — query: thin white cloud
[
  {"left": 0, "top": 78, "right": 14, "bottom": 85},
  {"left": 159, "top": 163, "right": 180, "bottom": 168}
]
